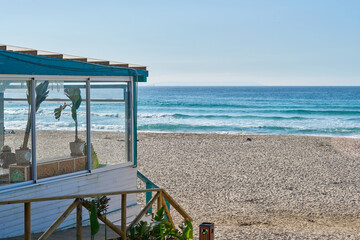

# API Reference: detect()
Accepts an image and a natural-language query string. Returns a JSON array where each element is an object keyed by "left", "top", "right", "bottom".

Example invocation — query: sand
[
  {"left": 2, "top": 130, "right": 128, "bottom": 164},
  {"left": 2, "top": 131, "right": 360, "bottom": 239},
  {"left": 136, "top": 133, "right": 360, "bottom": 239}
]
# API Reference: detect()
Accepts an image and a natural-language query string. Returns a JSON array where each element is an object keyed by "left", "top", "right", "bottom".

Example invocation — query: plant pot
[
  {"left": 70, "top": 142, "right": 84, "bottom": 156},
  {"left": 15, "top": 149, "right": 31, "bottom": 166}
]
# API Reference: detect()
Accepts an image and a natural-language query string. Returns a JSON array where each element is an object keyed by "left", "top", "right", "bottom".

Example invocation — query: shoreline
[
  {"left": 4, "top": 128, "right": 360, "bottom": 139},
  {"left": 138, "top": 130, "right": 360, "bottom": 139}
]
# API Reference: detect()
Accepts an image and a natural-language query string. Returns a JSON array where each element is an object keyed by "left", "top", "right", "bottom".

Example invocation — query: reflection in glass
[
  {"left": 0, "top": 81, "right": 33, "bottom": 185},
  {"left": 90, "top": 82, "right": 130, "bottom": 166},
  {"left": 0, "top": 79, "right": 132, "bottom": 186},
  {"left": 36, "top": 81, "right": 88, "bottom": 180}
]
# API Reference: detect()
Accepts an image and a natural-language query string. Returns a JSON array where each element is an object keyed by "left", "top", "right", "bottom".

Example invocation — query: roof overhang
[{"left": 0, "top": 44, "right": 148, "bottom": 82}]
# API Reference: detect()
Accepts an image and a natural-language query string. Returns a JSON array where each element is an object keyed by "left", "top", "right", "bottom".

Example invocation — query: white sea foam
[
  {"left": 4, "top": 109, "right": 29, "bottom": 115},
  {"left": 91, "top": 112, "right": 124, "bottom": 118},
  {"left": 138, "top": 113, "right": 175, "bottom": 119}
]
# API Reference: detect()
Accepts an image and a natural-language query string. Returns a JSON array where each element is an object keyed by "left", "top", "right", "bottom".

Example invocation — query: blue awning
[{"left": 0, "top": 45, "right": 148, "bottom": 82}]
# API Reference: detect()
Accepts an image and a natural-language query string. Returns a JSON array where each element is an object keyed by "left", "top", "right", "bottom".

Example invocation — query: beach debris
[{"left": 318, "top": 142, "right": 332, "bottom": 147}]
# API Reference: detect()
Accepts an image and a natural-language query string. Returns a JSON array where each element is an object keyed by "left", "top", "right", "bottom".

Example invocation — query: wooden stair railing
[
  {"left": 0, "top": 188, "right": 192, "bottom": 240},
  {"left": 137, "top": 171, "right": 171, "bottom": 215}
]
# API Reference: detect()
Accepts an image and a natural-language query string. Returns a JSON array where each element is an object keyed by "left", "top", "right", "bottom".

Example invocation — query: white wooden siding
[{"left": 0, "top": 165, "right": 139, "bottom": 239}]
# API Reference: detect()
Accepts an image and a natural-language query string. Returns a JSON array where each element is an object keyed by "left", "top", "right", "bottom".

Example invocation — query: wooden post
[
  {"left": 76, "top": 202, "right": 82, "bottom": 240},
  {"left": 121, "top": 194, "right": 127, "bottom": 240},
  {"left": 161, "top": 196, "right": 175, "bottom": 229},
  {"left": 157, "top": 190, "right": 162, "bottom": 212},
  {"left": 24, "top": 202, "right": 31, "bottom": 240},
  {"left": 163, "top": 190, "right": 193, "bottom": 222},
  {"left": 127, "top": 191, "right": 161, "bottom": 232}
]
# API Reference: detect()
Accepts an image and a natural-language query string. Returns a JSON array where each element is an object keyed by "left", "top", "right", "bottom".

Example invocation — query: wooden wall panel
[{"left": 0, "top": 166, "right": 139, "bottom": 238}]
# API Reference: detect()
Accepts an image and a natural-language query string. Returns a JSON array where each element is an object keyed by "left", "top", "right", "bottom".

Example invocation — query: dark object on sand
[
  {"left": 247, "top": 138, "right": 252, "bottom": 142},
  {"left": 4, "top": 130, "right": 15, "bottom": 134},
  {"left": 199, "top": 222, "right": 214, "bottom": 240}
]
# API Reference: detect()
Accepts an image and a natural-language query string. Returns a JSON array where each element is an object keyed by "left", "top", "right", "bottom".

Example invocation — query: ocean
[
  {"left": 4, "top": 86, "right": 360, "bottom": 138},
  {"left": 137, "top": 86, "right": 360, "bottom": 137}
]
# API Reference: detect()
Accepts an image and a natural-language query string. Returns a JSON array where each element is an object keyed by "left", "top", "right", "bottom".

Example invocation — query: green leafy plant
[
  {"left": 54, "top": 86, "right": 82, "bottom": 142},
  {"left": 83, "top": 141, "right": 99, "bottom": 169},
  {"left": 180, "top": 221, "right": 193, "bottom": 240},
  {"left": 82, "top": 196, "right": 110, "bottom": 240},
  {"left": 21, "top": 81, "right": 49, "bottom": 149},
  {"left": 129, "top": 221, "right": 151, "bottom": 240},
  {"left": 128, "top": 207, "right": 193, "bottom": 240},
  {"left": 89, "top": 200, "right": 100, "bottom": 238}
]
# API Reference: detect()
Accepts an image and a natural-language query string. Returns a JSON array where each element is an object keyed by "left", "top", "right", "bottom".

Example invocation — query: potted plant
[
  {"left": 54, "top": 86, "right": 84, "bottom": 156},
  {"left": 16, "top": 81, "right": 49, "bottom": 165}
]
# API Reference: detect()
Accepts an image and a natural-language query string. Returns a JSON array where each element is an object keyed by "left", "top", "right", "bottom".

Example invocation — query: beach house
[{"left": 0, "top": 44, "right": 153, "bottom": 238}]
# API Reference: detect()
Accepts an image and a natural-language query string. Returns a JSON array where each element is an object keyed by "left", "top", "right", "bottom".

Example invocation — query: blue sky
[{"left": 1, "top": 0, "right": 359, "bottom": 86}]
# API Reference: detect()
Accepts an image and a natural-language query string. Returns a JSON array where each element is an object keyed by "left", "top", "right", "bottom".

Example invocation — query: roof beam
[
  {"left": 14, "top": 50, "right": 38, "bottom": 55},
  {"left": 88, "top": 60, "right": 110, "bottom": 65},
  {"left": 130, "top": 66, "right": 147, "bottom": 70},
  {"left": 110, "top": 63, "right": 130, "bottom": 68},
  {"left": 64, "top": 57, "right": 88, "bottom": 62},
  {"left": 39, "top": 54, "right": 64, "bottom": 59}
]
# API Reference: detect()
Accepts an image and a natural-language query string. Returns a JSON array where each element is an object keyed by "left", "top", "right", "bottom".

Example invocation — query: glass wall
[
  {"left": 0, "top": 78, "right": 133, "bottom": 188},
  {"left": 35, "top": 81, "right": 88, "bottom": 180},
  {"left": 90, "top": 81, "right": 132, "bottom": 167},
  {"left": 0, "top": 80, "right": 34, "bottom": 185}
]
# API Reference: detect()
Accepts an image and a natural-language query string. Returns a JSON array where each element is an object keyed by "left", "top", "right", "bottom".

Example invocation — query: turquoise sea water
[
  {"left": 4, "top": 86, "right": 360, "bottom": 137},
  {"left": 137, "top": 86, "right": 360, "bottom": 137}
]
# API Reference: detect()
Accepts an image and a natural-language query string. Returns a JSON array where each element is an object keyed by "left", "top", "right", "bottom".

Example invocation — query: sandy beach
[
  {"left": 137, "top": 132, "right": 360, "bottom": 239},
  {"left": 2, "top": 131, "right": 360, "bottom": 239},
  {"left": 2, "top": 130, "right": 128, "bottom": 165}
]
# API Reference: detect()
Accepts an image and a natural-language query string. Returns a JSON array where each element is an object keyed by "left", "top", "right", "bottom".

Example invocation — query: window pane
[
  {"left": 0, "top": 80, "right": 33, "bottom": 185},
  {"left": 90, "top": 81, "right": 131, "bottom": 167},
  {"left": 35, "top": 81, "right": 88, "bottom": 180}
]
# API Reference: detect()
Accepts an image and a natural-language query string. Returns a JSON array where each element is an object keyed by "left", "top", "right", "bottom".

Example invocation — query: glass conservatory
[
  {"left": 0, "top": 45, "right": 147, "bottom": 189},
  {"left": 0, "top": 45, "right": 148, "bottom": 238}
]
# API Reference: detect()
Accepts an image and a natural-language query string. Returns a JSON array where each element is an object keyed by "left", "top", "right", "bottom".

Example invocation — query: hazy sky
[{"left": 1, "top": 0, "right": 359, "bottom": 86}]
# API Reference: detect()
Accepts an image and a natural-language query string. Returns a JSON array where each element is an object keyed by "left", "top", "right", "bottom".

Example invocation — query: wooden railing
[
  {"left": 137, "top": 171, "right": 171, "bottom": 214},
  {"left": 0, "top": 188, "right": 192, "bottom": 240}
]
